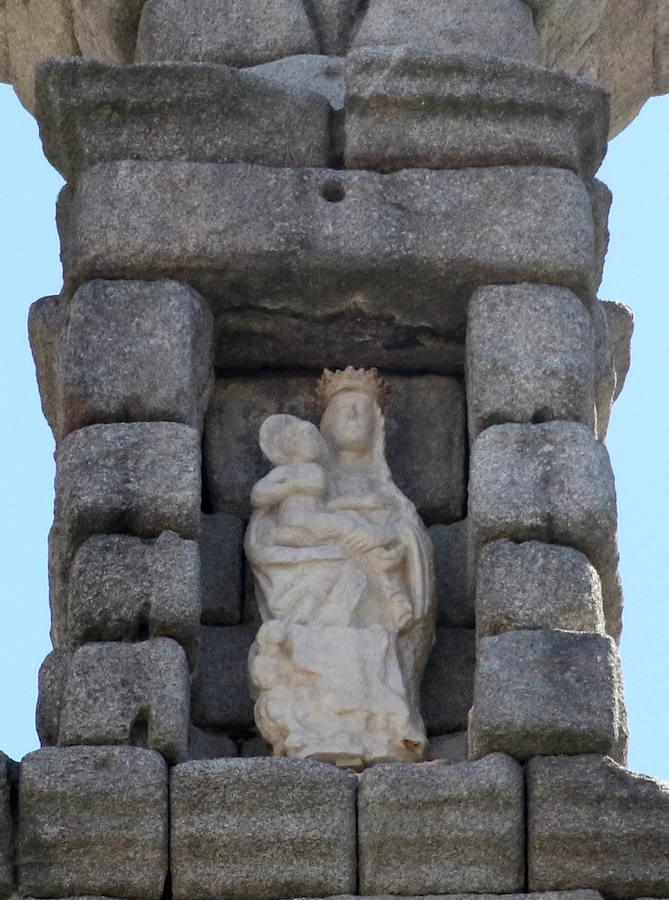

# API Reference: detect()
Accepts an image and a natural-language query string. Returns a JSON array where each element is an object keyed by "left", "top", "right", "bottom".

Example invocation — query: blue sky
[{"left": 0, "top": 83, "right": 667, "bottom": 779}]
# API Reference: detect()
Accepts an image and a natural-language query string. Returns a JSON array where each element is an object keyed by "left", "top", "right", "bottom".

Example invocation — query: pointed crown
[{"left": 317, "top": 366, "right": 390, "bottom": 410}]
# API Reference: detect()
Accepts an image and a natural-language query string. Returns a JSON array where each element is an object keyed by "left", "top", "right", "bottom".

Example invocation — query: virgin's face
[{"left": 321, "top": 390, "right": 376, "bottom": 453}]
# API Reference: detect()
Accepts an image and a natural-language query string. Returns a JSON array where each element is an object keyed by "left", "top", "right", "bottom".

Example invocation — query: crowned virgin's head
[{"left": 318, "top": 367, "right": 390, "bottom": 463}]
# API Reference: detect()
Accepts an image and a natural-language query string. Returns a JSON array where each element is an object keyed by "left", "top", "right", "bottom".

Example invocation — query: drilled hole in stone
[{"left": 322, "top": 180, "right": 346, "bottom": 203}]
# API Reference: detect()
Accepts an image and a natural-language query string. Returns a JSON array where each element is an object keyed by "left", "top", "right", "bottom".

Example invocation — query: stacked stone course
[{"left": 1, "top": 0, "right": 669, "bottom": 898}]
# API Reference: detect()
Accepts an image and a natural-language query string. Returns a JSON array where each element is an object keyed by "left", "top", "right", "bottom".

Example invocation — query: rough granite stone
[
  {"left": 170, "top": 757, "right": 357, "bottom": 900},
  {"left": 199, "top": 513, "right": 243, "bottom": 626},
  {"left": 204, "top": 374, "right": 465, "bottom": 522},
  {"left": 657, "top": 0, "right": 669, "bottom": 95},
  {"left": 528, "top": 755, "right": 669, "bottom": 899},
  {"left": 358, "top": 753, "right": 525, "bottom": 895},
  {"left": 290, "top": 894, "right": 605, "bottom": 900},
  {"left": 28, "top": 293, "right": 67, "bottom": 440},
  {"left": 429, "top": 521, "right": 472, "bottom": 628},
  {"left": 243, "top": 560, "right": 262, "bottom": 625},
  {"left": 602, "top": 300, "right": 634, "bottom": 402},
  {"left": 71, "top": 0, "right": 147, "bottom": 63},
  {"left": 421, "top": 628, "right": 475, "bottom": 736},
  {"left": 36, "top": 649, "right": 72, "bottom": 746},
  {"left": 57, "top": 279, "right": 213, "bottom": 436},
  {"left": 5, "top": 0, "right": 78, "bottom": 112},
  {"left": 57, "top": 638, "right": 190, "bottom": 764},
  {"left": 384, "top": 376, "right": 466, "bottom": 524},
  {"left": 17, "top": 746, "right": 168, "bottom": 900},
  {"left": 476, "top": 540, "right": 605, "bottom": 636},
  {"left": 55, "top": 422, "right": 201, "bottom": 552},
  {"left": 0, "top": 6, "right": 9, "bottom": 85},
  {"left": 469, "top": 630, "right": 628, "bottom": 763},
  {"left": 469, "top": 421, "right": 622, "bottom": 640},
  {"left": 427, "top": 732, "right": 468, "bottom": 764},
  {"left": 136, "top": 0, "right": 318, "bottom": 67},
  {"left": 289, "top": 893, "right": 606, "bottom": 900},
  {"left": 36, "top": 58, "right": 331, "bottom": 181},
  {"left": 191, "top": 625, "right": 257, "bottom": 733},
  {"left": 246, "top": 54, "right": 345, "bottom": 110},
  {"left": 352, "top": 0, "right": 540, "bottom": 62},
  {"left": 591, "top": 296, "right": 617, "bottom": 440},
  {"left": 466, "top": 284, "right": 597, "bottom": 442},
  {"left": 0, "top": 753, "right": 13, "bottom": 898},
  {"left": 60, "top": 161, "right": 598, "bottom": 371},
  {"left": 589, "top": 181, "right": 612, "bottom": 310},
  {"left": 67, "top": 532, "right": 200, "bottom": 664},
  {"left": 240, "top": 735, "right": 272, "bottom": 757},
  {"left": 188, "top": 726, "right": 238, "bottom": 761},
  {"left": 345, "top": 48, "right": 608, "bottom": 179},
  {"left": 306, "top": 0, "right": 360, "bottom": 55}
]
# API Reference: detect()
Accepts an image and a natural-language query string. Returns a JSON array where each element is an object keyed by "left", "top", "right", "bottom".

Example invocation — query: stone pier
[{"left": 1, "top": 1, "right": 669, "bottom": 898}]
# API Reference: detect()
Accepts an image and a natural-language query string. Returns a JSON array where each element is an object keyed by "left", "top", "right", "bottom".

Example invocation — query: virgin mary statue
[{"left": 244, "top": 366, "right": 435, "bottom": 768}]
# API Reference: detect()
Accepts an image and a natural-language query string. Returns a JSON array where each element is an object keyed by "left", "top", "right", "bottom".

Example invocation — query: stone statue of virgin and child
[{"left": 245, "top": 367, "right": 436, "bottom": 768}]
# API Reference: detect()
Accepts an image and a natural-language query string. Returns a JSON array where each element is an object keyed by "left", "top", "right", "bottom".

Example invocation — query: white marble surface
[{"left": 245, "top": 368, "right": 435, "bottom": 767}]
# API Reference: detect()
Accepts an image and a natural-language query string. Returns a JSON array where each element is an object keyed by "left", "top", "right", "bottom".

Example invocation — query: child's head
[{"left": 259, "top": 414, "right": 327, "bottom": 466}]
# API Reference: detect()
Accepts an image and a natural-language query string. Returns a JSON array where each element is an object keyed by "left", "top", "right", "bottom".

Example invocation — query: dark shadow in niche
[{"left": 130, "top": 706, "right": 150, "bottom": 749}]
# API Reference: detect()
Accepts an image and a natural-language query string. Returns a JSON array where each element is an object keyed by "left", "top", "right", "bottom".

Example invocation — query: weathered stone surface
[
  {"left": 0, "top": 6, "right": 9, "bottom": 85},
  {"left": 0, "top": 753, "right": 13, "bottom": 898},
  {"left": 57, "top": 638, "right": 190, "bottom": 764},
  {"left": 592, "top": 175, "right": 612, "bottom": 278},
  {"left": 469, "top": 630, "right": 628, "bottom": 763},
  {"left": 191, "top": 625, "right": 257, "bottom": 733},
  {"left": 469, "top": 421, "right": 621, "bottom": 639},
  {"left": 243, "top": 560, "right": 262, "bottom": 625},
  {"left": 657, "top": 0, "right": 669, "bottom": 95},
  {"left": 466, "top": 284, "right": 596, "bottom": 442},
  {"left": 345, "top": 48, "right": 608, "bottom": 179},
  {"left": 240, "top": 735, "right": 272, "bottom": 757},
  {"left": 358, "top": 753, "right": 525, "bottom": 895},
  {"left": 602, "top": 300, "right": 634, "bottom": 402},
  {"left": 476, "top": 540, "right": 605, "bottom": 636},
  {"left": 200, "top": 513, "right": 243, "bottom": 626},
  {"left": 289, "top": 894, "right": 605, "bottom": 900},
  {"left": 68, "top": 532, "right": 200, "bottom": 664},
  {"left": 384, "top": 376, "right": 466, "bottom": 523},
  {"left": 55, "top": 279, "right": 213, "bottom": 436},
  {"left": 18, "top": 746, "right": 168, "bottom": 900},
  {"left": 136, "top": 0, "right": 318, "bottom": 67},
  {"left": 528, "top": 755, "right": 669, "bottom": 899},
  {"left": 28, "top": 293, "right": 67, "bottom": 440},
  {"left": 55, "top": 422, "right": 201, "bottom": 552},
  {"left": 528, "top": 0, "right": 658, "bottom": 136},
  {"left": 421, "top": 629, "right": 475, "bottom": 736},
  {"left": 246, "top": 54, "right": 345, "bottom": 110},
  {"left": 171, "top": 757, "right": 357, "bottom": 900},
  {"left": 352, "top": 0, "right": 540, "bottom": 62},
  {"left": 36, "top": 649, "right": 72, "bottom": 746},
  {"left": 307, "top": 0, "right": 360, "bottom": 55},
  {"left": 429, "top": 521, "right": 472, "bottom": 628},
  {"left": 36, "top": 59, "right": 331, "bottom": 182},
  {"left": 5, "top": 0, "right": 78, "bottom": 112},
  {"left": 188, "top": 726, "right": 237, "bottom": 761},
  {"left": 71, "top": 0, "right": 145, "bottom": 63},
  {"left": 427, "top": 731, "right": 468, "bottom": 764},
  {"left": 60, "top": 161, "right": 598, "bottom": 371},
  {"left": 591, "top": 296, "right": 617, "bottom": 440},
  {"left": 204, "top": 374, "right": 465, "bottom": 522}
]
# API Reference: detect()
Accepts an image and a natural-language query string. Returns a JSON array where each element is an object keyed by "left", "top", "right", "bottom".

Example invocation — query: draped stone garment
[{"left": 245, "top": 469, "right": 435, "bottom": 767}]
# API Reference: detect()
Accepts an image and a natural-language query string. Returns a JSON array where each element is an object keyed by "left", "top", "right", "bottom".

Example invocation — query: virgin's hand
[
  {"left": 368, "top": 542, "right": 405, "bottom": 569},
  {"left": 343, "top": 527, "right": 386, "bottom": 554}
]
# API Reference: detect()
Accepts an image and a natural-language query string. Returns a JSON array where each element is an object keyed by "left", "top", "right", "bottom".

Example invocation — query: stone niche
[{"left": 192, "top": 369, "right": 471, "bottom": 760}]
